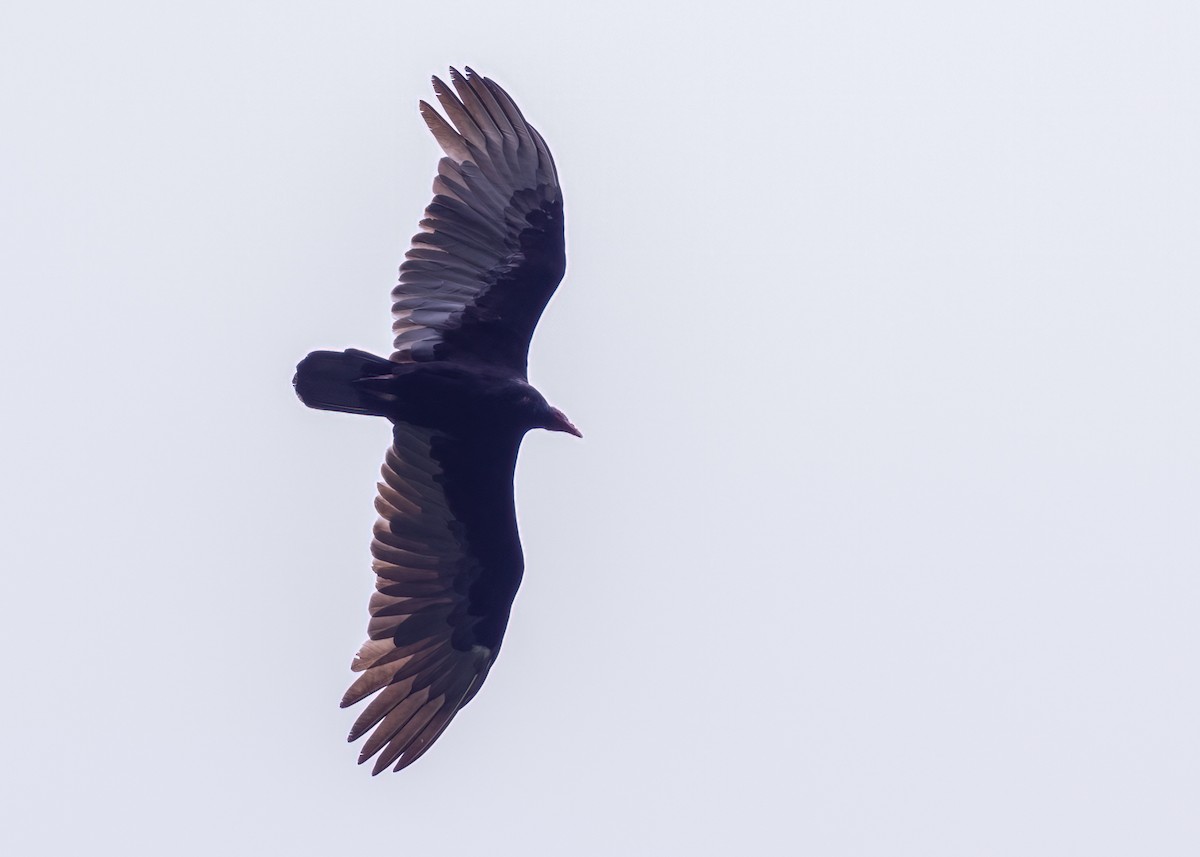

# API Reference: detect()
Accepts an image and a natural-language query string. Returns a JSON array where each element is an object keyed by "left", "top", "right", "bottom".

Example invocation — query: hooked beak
[{"left": 548, "top": 407, "right": 583, "bottom": 438}]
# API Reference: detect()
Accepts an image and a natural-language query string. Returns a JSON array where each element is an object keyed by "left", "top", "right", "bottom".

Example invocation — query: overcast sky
[{"left": 3, "top": 1, "right": 1199, "bottom": 854}]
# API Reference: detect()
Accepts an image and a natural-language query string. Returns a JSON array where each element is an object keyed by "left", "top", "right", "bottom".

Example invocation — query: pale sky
[{"left": 3, "top": 2, "right": 1199, "bottom": 855}]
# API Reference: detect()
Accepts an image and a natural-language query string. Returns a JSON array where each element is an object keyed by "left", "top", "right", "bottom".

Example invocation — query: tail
[{"left": 293, "top": 349, "right": 397, "bottom": 416}]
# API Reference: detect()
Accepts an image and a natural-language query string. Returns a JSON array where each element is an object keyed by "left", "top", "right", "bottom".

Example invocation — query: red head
[{"left": 545, "top": 406, "right": 582, "bottom": 438}]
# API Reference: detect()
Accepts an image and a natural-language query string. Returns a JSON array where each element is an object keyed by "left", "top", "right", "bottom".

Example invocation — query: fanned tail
[{"left": 293, "top": 349, "right": 396, "bottom": 416}]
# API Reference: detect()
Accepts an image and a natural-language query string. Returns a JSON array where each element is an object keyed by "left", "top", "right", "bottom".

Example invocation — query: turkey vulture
[{"left": 294, "top": 69, "right": 578, "bottom": 773}]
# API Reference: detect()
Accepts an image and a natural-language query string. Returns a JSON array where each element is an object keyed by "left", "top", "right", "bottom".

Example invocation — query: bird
[{"left": 294, "top": 68, "right": 578, "bottom": 774}]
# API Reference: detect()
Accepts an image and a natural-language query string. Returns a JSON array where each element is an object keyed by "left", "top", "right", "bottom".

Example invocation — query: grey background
[{"left": 3, "top": 1, "right": 1198, "bottom": 854}]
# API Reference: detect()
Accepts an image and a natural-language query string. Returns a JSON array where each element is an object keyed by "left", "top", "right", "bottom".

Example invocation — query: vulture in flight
[{"left": 294, "top": 69, "right": 578, "bottom": 773}]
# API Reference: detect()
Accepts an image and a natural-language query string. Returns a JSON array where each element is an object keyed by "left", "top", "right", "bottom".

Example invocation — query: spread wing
[
  {"left": 391, "top": 68, "right": 565, "bottom": 376},
  {"left": 343, "top": 423, "right": 525, "bottom": 773}
]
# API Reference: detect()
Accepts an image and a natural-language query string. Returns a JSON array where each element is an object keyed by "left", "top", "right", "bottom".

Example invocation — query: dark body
[
  {"left": 294, "top": 69, "right": 578, "bottom": 774},
  {"left": 362, "top": 361, "right": 559, "bottom": 439}
]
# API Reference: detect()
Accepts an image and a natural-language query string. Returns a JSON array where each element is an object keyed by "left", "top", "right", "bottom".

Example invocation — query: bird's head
[
  {"left": 511, "top": 385, "right": 581, "bottom": 437},
  {"left": 542, "top": 405, "right": 582, "bottom": 438}
]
